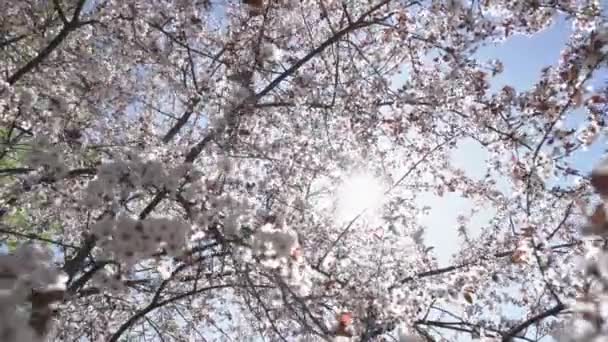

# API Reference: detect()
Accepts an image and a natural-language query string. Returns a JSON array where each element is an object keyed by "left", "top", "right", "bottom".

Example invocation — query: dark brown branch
[
  {"left": 63, "top": 234, "right": 96, "bottom": 280},
  {"left": 137, "top": 133, "right": 214, "bottom": 219},
  {"left": 39, "top": 167, "right": 96, "bottom": 183},
  {"left": 254, "top": 0, "right": 395, "bottom": 101},
  {"left": 0, "top": 167, "right": 34, "bottom": 175},
  {"left": 243, "top": 273, "right": 290, "bottom": 342},
  {"left": 67, "top": 261, "right": 108, "bottom": 294},
  {"left": 398, "top": 263, "right": 471, "bottom": 287},
  {"left": 7, "top": 0, "right": 89, "bottom": 85},
  {"left": 147, "top": 21, "right": 224, "bottom": 62},
  {"left": 107, "top": 283, "right": 271, "bottom": 342},
  {"left": 52, "top": 0, "right": 69, "bottom": 24},
  {"left": 162, "top": 97, "right": 201, "bottom": 143},
  {"left": 139, "top": 190, "right": 168, "bottom": 220},
  {"left": 414, "top": 319, "right": 535, "bottom": 342},
  {"left": 0, "top": 167, "right": 95, "bottom": 181},
  {"left": 501, "top": 303, "right": 565, "bottom": 341},
  {"left": 546, "top": 202, "right": 573, "bottom": 241},
  {"left": 184, "top": 133, "right": 215, "bottom": 163},
  {"left": 254, "top": 101, "right": 332, "bottom": 109},
  {"left": 0, "top": 34, "right": 29, "bottom": 49},
  {"left": 391, "top": 241, "right": 586, "bottom": 289},
  {"left": 139, "top": 0, "right": 399, "bottom": 224},
  {"left": 0, "top": 226, "right": 78, "bottom": 249},
  {"left": 254, "top": 22, "right": 367, "bottom": 100}
]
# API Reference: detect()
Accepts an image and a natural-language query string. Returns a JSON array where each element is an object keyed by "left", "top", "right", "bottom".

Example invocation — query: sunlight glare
[{"left": 336, "top": 172, "right": 385, "bottom": 222}]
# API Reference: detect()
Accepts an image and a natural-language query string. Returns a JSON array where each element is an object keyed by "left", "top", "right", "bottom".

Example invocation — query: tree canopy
[{"left": 1, "top": 0, "right": 608, "bottom": 341}]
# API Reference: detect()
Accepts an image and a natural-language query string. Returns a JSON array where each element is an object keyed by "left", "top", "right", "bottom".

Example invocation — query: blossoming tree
[{"left": 1, "top": 0, "right": 608, "bottom": 341}]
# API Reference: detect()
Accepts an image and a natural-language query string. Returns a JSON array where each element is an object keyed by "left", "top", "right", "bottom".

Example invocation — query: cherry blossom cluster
[
  {"left": 557, "top": 161, "right": 608, "bottom": 341},
  {"left": 251, "top": 223, "right": 299, "bottom": 264},
  {"left": 90, "top": 267, "right": 126, "bottom": 295},
  {"left": 4, "top": 0, "right": 608, "bottom": 340},
  {"left": 557, "top": 241, "right": 608, "bottom": 342},
  {"left": 0, "top": 83, "right": 32, "bottom": 118},
  {"left": 193, "top": 186, "right": 254, "bottom": 237},
  {"left": 85, "top": 157, "right": 190, "bottom": 207},
  {"left": 0, "top": 243, "right": 67, "bottom": 342},
  {"left": 92, "top": 215, "right": 190, "bottom": 266},
  {"left": 26, "top": 136, "right": 68, "bottom": 178}
]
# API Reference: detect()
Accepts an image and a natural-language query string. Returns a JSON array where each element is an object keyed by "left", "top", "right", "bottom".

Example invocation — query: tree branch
[
  {"left": 7, "top": 0, "right": 89, "bottom": 85},
  {"left": 107, "top": 283, "right": 270, "bottom": 342},
  {"left": 162, "top": 97, "right": 201, "bottom": 143},
  {"left": 501, "top": 303, "right": 565, "bottom": 341}
]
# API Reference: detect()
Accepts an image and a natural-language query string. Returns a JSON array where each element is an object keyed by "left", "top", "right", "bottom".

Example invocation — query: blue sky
[
  {"left": 3, "top": 4, "right": 606, "bottom": 341},
  {"left": 410, "top": 15, "right": 608, "bottom": 341},
  {"left": 421, "top": 15, "right": 608, "bottom": 267}
]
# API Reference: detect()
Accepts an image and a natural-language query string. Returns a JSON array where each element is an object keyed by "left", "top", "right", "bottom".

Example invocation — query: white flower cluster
[
  {"left": 259, "top": 43, "right": 279, "bottom": 63},
  {"left": 535, "top": 152, "right": 555, "bottom": 181},
  {"left": 578, "top": 121, "right": 601, "bottom": 148},
  {"left": 91, "top": 268, "right": 126, "bottom": 294},
  {"left": 1, "top": 83, "right": 31, "bottom": 122},
  {"left": 251, "top": 224, "right": 299, "bottom": 268},
  {"left": 556, "top": 248, "right": 608, "bottom": 341},
  {"left": 561, "top": 161, "right": 608, "bottom": 340},
  {"left": 0, "top": 80, "right": 10, "bottom": 95},
  {"left": 281, "top": 261, "right": 313, "bottom": 297},
  {"left": 0, "top": 243, "right": 67, "bottom": 342},
  {"left": 93, "top": 215, "right": 190, "bottom": 265},
  {"left": 189, "top": 175, "right": 255, "bottom": 238},
  {"left": 19, "top": 88, "right": 38, "bottom": 110},
  {"left": 0, "top": 243, "right": 65, "bottom": 291},
  {"left": 220, "top": 211, "right": 241, "bottom": 236},
  {"left": 558, "top": 206, "right": 608, "bottom": 342},
  {"left": 581, "top": 23, "right": 608, "bottom": 72},
  {"left": 26, "top": 137, "right": 68, "bottom": 177},
  {"left": 85, "top": 157, "right": 189, "bottom": 207}
]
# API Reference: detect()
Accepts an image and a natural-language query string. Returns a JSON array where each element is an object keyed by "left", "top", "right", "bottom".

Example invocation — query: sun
[{"left": 336, "top": 172, "right": 386, "bottom": 222}]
